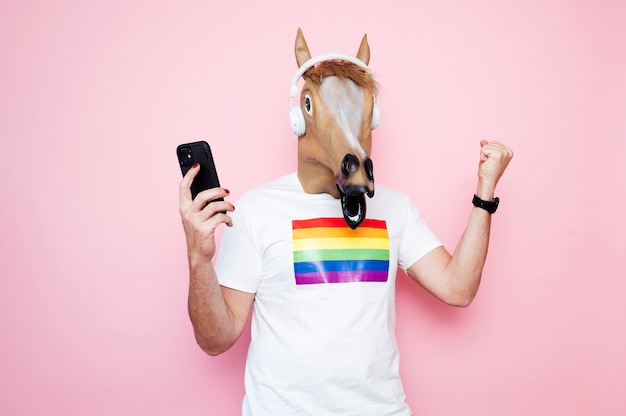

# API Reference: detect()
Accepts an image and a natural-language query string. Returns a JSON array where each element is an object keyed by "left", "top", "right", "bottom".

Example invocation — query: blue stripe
[{"left": 294, "top": 259, "right": 390, "bottom": 274}]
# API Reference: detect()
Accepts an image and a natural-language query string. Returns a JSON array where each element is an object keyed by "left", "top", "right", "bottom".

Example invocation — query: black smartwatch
[{"left": 472, "top": 194, "right": 499, "bottom": 214}]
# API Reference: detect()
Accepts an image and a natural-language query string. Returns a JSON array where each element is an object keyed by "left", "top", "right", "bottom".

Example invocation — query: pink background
[{"left": 1, "top": 0, "right": 625, "bottom": 414}]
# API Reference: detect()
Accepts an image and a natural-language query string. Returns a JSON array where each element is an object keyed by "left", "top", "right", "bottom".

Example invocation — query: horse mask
[{"left": 289, "top": 29, "right": 379, "bottom": 229}]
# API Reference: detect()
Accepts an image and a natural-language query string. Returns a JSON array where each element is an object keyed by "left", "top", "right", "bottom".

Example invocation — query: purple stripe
[{"left": 295, "top": 270, "right": 388, "bottom": 285}]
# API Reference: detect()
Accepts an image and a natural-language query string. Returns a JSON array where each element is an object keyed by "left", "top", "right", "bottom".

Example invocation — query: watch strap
[{"left": 472, "top": 194, "right": 499, "bottom": 214}]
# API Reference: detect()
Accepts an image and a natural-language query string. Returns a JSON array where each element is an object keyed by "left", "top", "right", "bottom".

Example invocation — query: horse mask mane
[
  {"left": 303, "top": 61, "right": 379, "bottom": 94},
  {"left": 290, "top": 29, "right": 380, "bottom": 229}
]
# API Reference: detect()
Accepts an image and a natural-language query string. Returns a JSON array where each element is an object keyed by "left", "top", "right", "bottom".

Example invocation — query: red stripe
[{"left": 292, "top": 218, "right": 386, "bottom": 230}]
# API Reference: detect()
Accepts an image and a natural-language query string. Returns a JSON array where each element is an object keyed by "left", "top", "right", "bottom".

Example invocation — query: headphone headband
[{"left": 289, "top": 52, "right": 372, "bottom": 99}]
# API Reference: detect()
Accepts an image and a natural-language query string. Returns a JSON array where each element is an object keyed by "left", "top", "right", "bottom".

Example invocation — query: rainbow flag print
[{"left": 292, "top": 217, "right": 390, "bottom": 285}]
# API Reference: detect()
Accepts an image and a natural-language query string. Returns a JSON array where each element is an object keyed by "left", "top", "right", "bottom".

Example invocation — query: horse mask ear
[
  {"left": 295, "top": 28, "right": 312, "bottom": 68},
  {"left": 356, "top": 34, "right": 370, "bottom": 66}
]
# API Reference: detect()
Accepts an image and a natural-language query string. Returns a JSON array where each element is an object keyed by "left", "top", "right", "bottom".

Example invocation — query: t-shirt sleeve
[
  {"left": 214, "top": 200, "right": 262, "bottom": 293},
  {"left": 397, "top": 201, "right": 442, "bottom": 272}
]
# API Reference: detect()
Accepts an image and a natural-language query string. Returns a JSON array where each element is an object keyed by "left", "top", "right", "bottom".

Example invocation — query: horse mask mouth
[{"left": 337, "top": 154, "right": 375, "bottom": 229}]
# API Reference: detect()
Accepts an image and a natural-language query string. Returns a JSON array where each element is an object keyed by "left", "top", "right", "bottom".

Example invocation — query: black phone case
[{"left": 176, "top": 141, "right": 222, "bottom": 200}]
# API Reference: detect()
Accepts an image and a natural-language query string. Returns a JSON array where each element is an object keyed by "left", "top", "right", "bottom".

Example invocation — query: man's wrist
[{"left": 476, "top": 180, "right": 496, "bottom": 200}]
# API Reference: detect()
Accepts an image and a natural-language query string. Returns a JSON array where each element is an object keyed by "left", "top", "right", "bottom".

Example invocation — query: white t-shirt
[{"left": 215, "top": 173, "right": 442, "bottom": 416}]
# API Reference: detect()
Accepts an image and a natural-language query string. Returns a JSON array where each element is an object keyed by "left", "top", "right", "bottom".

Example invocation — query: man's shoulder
[
  {"left": 238, "top": 173, "right": 298, "bottom": 197},
  {"left": 371, "top": 184, "right": 414, "bottom": 205},
  {"left": 234, "top": 172, "right": 303, "bottom": 213}
]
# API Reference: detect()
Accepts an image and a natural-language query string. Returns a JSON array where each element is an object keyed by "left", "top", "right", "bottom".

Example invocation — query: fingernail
[
  {"left": 224, "top": 189, "right": 230, "bottom": 194},
  {"left": 192, "top": 163, "right": 199, "bottom": 169}
]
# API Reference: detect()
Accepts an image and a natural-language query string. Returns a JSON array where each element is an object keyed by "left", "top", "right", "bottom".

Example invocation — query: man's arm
[
  {"left": 179, "top": 164, "right": 254, "bottom": 355},
  {"left": 407, "top": 140, "right": 513, "bottom": 306}
]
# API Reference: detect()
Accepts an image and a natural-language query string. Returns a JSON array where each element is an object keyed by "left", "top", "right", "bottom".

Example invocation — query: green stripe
[{"left": 293, "top": 248, "right": 389, "bottom": 263}]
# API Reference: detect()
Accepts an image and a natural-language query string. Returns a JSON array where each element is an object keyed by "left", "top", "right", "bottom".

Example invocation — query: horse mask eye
[{"left": 304, "top": 94, "right": 312, "bottom": 114}]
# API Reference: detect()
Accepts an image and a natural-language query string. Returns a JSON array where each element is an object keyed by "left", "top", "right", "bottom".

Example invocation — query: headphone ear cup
[
  {"left": 371, "top": 102, "right": 380, "bottom": 130},
  {"left": 289, "top": 106, "right": 307, "bottom": 136}
]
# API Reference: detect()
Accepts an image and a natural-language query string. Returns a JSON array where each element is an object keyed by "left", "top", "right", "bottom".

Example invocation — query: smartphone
[{"left": 176, "top": 141, "right": 223, "bottom": 202}]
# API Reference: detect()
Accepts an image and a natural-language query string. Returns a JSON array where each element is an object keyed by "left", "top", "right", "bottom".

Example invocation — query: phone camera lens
[{"left": 179, "top": 147, "right": 194, "bottom": 166}]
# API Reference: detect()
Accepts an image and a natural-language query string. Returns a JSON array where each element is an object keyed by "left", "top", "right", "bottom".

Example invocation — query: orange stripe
[{"left": 292, "top": 226, "right": 388, "bottom": 240}]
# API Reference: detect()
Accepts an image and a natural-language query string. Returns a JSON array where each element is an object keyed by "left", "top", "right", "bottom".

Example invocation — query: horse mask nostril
[
  {"left": 341, "top": 154, "right": 360, "bottom": 179},
  {"left": 364, "top": 157, "right": 374, "bottom": 182}
]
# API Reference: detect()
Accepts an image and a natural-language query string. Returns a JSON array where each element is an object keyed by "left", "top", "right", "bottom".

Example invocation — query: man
[{"left": 178, "top": 31, "right": 513, "bottom": 416}]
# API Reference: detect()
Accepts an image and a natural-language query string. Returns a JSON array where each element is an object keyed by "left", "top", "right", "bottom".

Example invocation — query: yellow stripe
[
  {"left": 292, "top": 227, "right": 388, "bottom": 240},
  {"left": 292, "top": 237, "right": 390, "bottom": 251}
]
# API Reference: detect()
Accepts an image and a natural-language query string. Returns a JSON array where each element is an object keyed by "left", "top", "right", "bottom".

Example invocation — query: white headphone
[{"left": 288, "top": 52, "right": 380, "bottom": 137}]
